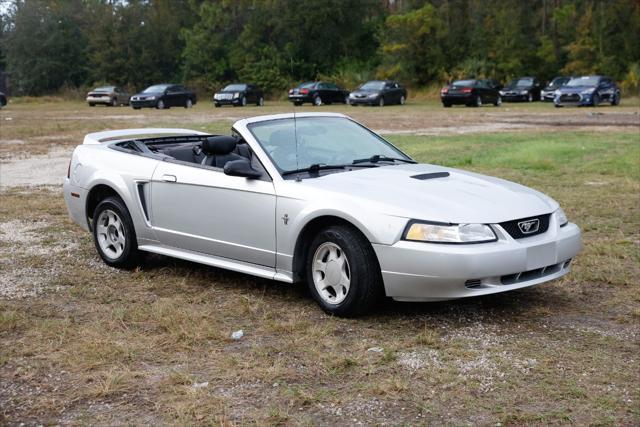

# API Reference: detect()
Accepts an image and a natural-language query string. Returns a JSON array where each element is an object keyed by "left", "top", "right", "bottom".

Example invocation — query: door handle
[{"left": 161, "top": 174, "right": 177, "bottom": 182}]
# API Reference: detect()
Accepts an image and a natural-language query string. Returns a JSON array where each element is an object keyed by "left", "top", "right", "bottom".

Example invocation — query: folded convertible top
[{"left": 83, "top": 128, "right": 206, "bottom": 145}]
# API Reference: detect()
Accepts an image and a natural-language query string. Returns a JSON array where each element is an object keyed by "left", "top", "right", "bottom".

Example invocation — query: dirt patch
[{"left": 0, "top": 145, "right": 71, "bottom": 188}]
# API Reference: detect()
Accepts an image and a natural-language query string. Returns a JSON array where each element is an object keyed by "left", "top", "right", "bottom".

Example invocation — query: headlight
[
  {"left": 368, "top": 93, "right": 378, "bottom": 98},
  {"left": 520, "top": 90, "right": 529, "bottom": 95},
  {"left": 581, "top": 88, "right": 595, "bottom": 95},
  {"left": 213, "top": 94, "right": 219, "bottom": 100},
  {"left": 404, "top": 221, "right": 497, "bottom": 244},
  {"left": 233, "top": 92, "right": 240, "bottom": 98},
  {"left": 499, "top": 90, "right": 505, "bottom": 95},
  {"left": 556, "top": 208, "right": 568, "bottom": 227}
]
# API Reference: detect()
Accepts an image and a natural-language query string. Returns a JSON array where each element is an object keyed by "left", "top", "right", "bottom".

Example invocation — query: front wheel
[
  {"left": 185, "top": 98, "right": 193, "bottom": 108},
  {"left": 111, "top": 98, "right": 117, "bottom": 107},
  {"left": 528, "top": 92, "right": 533, "bottom": 102},
  {"left": 293, "top": 101, "right": 303, "bottom": 106},
  {"left": 611, "top": 92, "right": 620, "bottom": 106},
  {"left": 378, "top": 96, "right": 385, "bottom": 107},
  {"left": 306, "top": 225, "right": 383, "bottom": 317},
  {"left": 214, "top": 103, "right": 221, "bottom": 108},
  {"left": 257, "top": 96, "right": 264, "bottom": 106},
  {"left": 592, "top": 93, "right": 600, "bottom": 107},
  {"left": 494, "top": 96, "right": 502, "bottom": 107},
  {"left": 156, "top": 99, "right": 165, "bottom": 109},
  {"left": 92, "top": 197, "right": 140, "bottom": 269}
]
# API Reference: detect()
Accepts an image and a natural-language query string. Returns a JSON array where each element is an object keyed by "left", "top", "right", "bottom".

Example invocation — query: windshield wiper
[
  {"left": 281, "top": 163, "right": 377, "bottom": 177},
  {"left": 352, "top": 154, "right": 417, "bottom": 165}
]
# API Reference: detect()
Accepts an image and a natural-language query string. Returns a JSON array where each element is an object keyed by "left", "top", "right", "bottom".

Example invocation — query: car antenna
[{"left": 291, "top": 60, "right": 301, "bottom": 182}]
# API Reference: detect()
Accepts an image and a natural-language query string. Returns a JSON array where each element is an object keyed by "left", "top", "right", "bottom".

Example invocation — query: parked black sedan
[
  {"left": 554, "top": 75, "right": 620, "bottom": 107},
  {"left": 499, "top": 77, "right": 542, "bottom": 102},
  {"left": 214, "top": 83, "right": 264, "bottom": 107},
  {"left": 130, "top": 84, "right": 196, "bottom": 109},
  {"left": 540, "top": 76, "right": 572, "bottom": 102},
  {"left": 348, "top": 80, "right": 407, "bottom": 107},
  {"left": 288, "top": 81, "right": 349, "bottom": 106},
  {"left": 440, "top": 79, "right": 501, "bottom": 107}
]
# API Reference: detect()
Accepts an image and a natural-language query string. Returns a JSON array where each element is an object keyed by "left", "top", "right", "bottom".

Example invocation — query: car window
[
  {"left": 223, "top": 84, "right": 247, "bottom": 91},
  {"left": 452, "top": 80, "right": 476, "bottom": 87},
  {"left": 317, "top": 83, "right": 329, "bottom": 89},
  {"left": 326, "top": 83, "right": 339, "bottom": 90},
  {"left": 143, "top": 84, "right": 170, "bottom": 93},
  {"left": 566, "top": 76, "right": 600, "bottom": 87},
  {"left": 360, "top": 81, "right": 385, "bottom": 90},
  {"left": 248, "top": 117, "right": 410, "bottom": 173}
]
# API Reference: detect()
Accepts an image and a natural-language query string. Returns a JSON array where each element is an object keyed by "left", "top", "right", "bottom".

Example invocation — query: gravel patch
[{"left": 0, "top": 145, "right": 72, "bottom": 188}]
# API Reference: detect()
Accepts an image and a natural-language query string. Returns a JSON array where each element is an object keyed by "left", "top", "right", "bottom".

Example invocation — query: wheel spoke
[{"left": 314, "top": 258, "right": 327, "bottom": 274}]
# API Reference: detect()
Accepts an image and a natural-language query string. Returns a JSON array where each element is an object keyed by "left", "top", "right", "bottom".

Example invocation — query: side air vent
[
  {"left": 137, "top": 183, "right": 150, "bottom": 221},
  {"left": 411, "top": 172, "right": 450, "bottom": 180}
]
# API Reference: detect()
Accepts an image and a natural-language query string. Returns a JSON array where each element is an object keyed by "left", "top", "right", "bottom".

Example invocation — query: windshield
[
  {"left": 566, "top": 76, "right": 599, "bottom": 87},
  {"left": 298, "top": 82, "right": 316, "bottom": 89},
  {"left": 360, "top": 81, "right": 385, "bottom": 90},
  {"left": 94, "top": 86, "right": 114, "bottom": 92},
  {"left": 508, "top": 78, "right": 533, "bottom": 87},
  {"left": 248, "top": 117, "right": 411, "bottom": 174},
  {"left": 223, "top": 84, "right": 247, "bottom": 91},
  {"left": 143, "top": 84, "right": 170, "bottom": 93},
  {"left": 548, "top": 77, "right": 568, "bottom": 88},
  {"left": 452, "top": 80, "right": 476, "bottom": 87}
]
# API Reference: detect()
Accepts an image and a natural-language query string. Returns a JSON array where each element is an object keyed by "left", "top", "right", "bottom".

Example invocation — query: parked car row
[
  {"left": 83, "top": 74, "right": 621, "bottom": 110},
  {"left": 440, "top": 75, "right": 621, "bottom": 108}
]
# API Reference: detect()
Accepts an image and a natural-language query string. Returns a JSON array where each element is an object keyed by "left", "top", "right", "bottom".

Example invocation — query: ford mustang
[{"left": 63, "top": 113, "right": 582, "bottom": 316}]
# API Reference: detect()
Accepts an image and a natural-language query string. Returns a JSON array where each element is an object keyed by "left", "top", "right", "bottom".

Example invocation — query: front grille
[
  {"left": 501, "top": 259, "right": 570, "bottom": 285},
  {"left": 560, "top": 93, "right": 580, "bottom": 102},
  {"left": 499, "top": 214, "right": 550, "bottom": 239}
]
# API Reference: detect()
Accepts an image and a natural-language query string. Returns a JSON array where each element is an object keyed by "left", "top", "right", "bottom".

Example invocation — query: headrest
[{"left": 202, "top": 136, "right": 237, "bottom": 155}]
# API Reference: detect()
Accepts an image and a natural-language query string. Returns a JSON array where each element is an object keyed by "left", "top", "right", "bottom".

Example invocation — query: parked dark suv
[
  {"left": 288, "top": 81, "right": 349, "bottom": 106},
  {"left": 348, "top": 80, "right": 407, "bottom": 107},
  {"left": 499, "top": 77, "right": 542, "bottom": 102},
  {"left": 130, "top": 84, "right": 197, "bottom": 109},
  {"left": 440, "top": 79, "right": 502, "bottom": 107},
  {"left": 214, "top": 83, "right": 264, "bottom": 107}
]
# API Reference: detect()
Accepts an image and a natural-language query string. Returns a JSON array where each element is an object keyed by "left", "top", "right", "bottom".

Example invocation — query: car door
[
  {"left": 598, "top": 78, "right": 612, "bottom": 101},
  {"left": 149, "top": 161, "right": 277, "bottom": 267}
]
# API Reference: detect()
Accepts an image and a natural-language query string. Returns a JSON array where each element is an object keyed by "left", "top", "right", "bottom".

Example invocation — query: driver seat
[{"left": 201, "top": 136, "right": 243, "bottom": 169}]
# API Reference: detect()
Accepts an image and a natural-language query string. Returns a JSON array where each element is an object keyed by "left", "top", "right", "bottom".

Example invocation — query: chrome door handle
[{"left": 161, "top": 174, "right": 177, "bottom": 182}]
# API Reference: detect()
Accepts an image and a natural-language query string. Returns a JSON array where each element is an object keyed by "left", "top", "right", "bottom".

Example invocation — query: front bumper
[
  {"left": 214, "top": 97, "right": 242, "bottom": 105},
  {"left": 349, "top": 96, "right": 379, "bottom": 105},
  {"left": 554, "top": 92, "right": 594, "bottom": 106},
  {"left": 501, "top": 93, "right": 530, "bottom": 102},
  {"left": 288, "top": 95, "right": 313, "bottom": 104},
  {"left": 63, "top": 178, "right": 90, "bottom": 231},
  {"left": 130, "top": 99, "right": 157, "bottom": 108},
  {"left": 373, "top": 216, "right": 582, "bottom": 301}
]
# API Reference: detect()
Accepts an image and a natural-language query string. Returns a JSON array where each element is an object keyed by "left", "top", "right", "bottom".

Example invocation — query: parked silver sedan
[{"left": 63, "top": 113, "right": 582, "bottom": 316}]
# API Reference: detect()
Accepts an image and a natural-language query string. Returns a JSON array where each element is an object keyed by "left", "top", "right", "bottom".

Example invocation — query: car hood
[
  {"left": 351, "top": 89, "right": 380, "bottom": 96},
  {"left": 292, "top": 163, "right": 557, "bottom": 224},
  {"left": 134, "top": 92, "right": 163, "bottom": 97},
  {"left": 217, "top": 90, "right": 243, "bottom": 94},
  {"left": 503, "top": 85, "right": 532, "bottom": 90},
  {"left": 557, "top": 85, "right": 594, "bottom": 92}
]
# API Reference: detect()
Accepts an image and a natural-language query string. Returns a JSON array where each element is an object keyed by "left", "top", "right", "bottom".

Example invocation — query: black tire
[
  {"left": 214, "top": 103, "right": 221, "bottom": 108},
  {"left": 527, "top": 92, "right": 534, "bottom": 102},
  {"left": 92, "top": 196, "right": 140, "bottom": 269},
  {"left": 592, "top": 93, "right": 599, "bottom": 107},
  {"left": 257, "top": 96, "right": 264, "bottom": 106},
  {"left": 306, "top": 225, "right": 383, "bottom": 317},
  {"left": 493, "top": 96, "right": 502, "bottom": 107},
  {"left": 378, "top": 96, "right": 385, "bottom": 107},
  {"left": 89, "top": 103, "right": 95, "bottom": 107},
  {"left": 133, "top": 107, "right": 141, "bottom": 110},
  {"left": 442, "top": 103, "right": 451, "bottom": 108},
  {"left": 111, "top": 98, "right": 117, "bottom": 107},
  {"left": 156, "top": 99, "right": 165, "bottom": 109},
  {"left": 611, "top": 92, "right": 620, "bottom": 106},
  {"left": 293, "top": 101, "right": 303, "bottom": 106},
  {"left": 474, "top": 95, "right": 482, "bottom": 107}
]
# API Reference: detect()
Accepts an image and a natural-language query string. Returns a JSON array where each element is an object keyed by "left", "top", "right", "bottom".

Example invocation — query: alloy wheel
[
  {"left": 312, "top": 242, "right": 351, "bottom": 305},
  {"left": 96, "top": 209, "right": 126, "bottom": 260}
]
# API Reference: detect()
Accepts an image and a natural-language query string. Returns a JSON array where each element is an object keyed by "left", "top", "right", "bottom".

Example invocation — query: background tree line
[{"left": 0, "top": 0, "right": 638, "bottom": 96}]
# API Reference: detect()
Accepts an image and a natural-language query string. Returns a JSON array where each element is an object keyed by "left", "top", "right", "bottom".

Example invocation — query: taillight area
[
  {"left": 300, "top": 88, "right": 309, "bottom": 95},
  {"left": 441, "top": 87, "right": 449, "bottom": 94},
  {"left": 288, "top": 89, "right": 294, "bottom": 94}
]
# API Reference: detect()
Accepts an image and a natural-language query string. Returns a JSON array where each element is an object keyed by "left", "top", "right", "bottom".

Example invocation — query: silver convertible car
[{"left": 63, "top": 113, "right": 582, "bottom": 316}]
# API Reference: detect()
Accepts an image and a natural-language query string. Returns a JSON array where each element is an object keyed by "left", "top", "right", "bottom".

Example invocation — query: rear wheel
[
  {"left": 399, "top": 95, "right": 406, "bottom": 105},
  {"left": 92, "top": 197, "right": 140, "bottom": 269},
  {"left": 592, "top": 93, "right": 600, "bottom": 107},
  {"left": 185, "top": 98, "right": 193, "bottom": 108},
  {"left": 313, "top": 96, "right": 322, "bottom": 106},
  {"left": 214, "top": 103, "right": 221, "bottom": 108},
  {"left": 294, "top": 101, "right": 303, "bottom": 106},
  {"left": 443, "top": 102, "right": 451, "bottom": 108},
  {"left": 306, "top": 225, "right": 383, "bottom": 317},
  {"left": 475, "top": 95, "right": 482, "bottom": 107}
]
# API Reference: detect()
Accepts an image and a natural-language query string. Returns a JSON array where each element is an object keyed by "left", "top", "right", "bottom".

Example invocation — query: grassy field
[{"left": 0, "top": 101, "right": 639, "bottom": 425}]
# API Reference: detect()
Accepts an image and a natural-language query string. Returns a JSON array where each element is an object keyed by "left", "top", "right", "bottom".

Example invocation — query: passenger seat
[{"left": 201, "top": 136, "right": 244, "bottom": 168}]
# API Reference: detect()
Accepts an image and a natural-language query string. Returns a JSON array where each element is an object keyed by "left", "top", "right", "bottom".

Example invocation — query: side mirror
[{"left": 224, "top": 159, "right": 262, "bottom": 179}]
